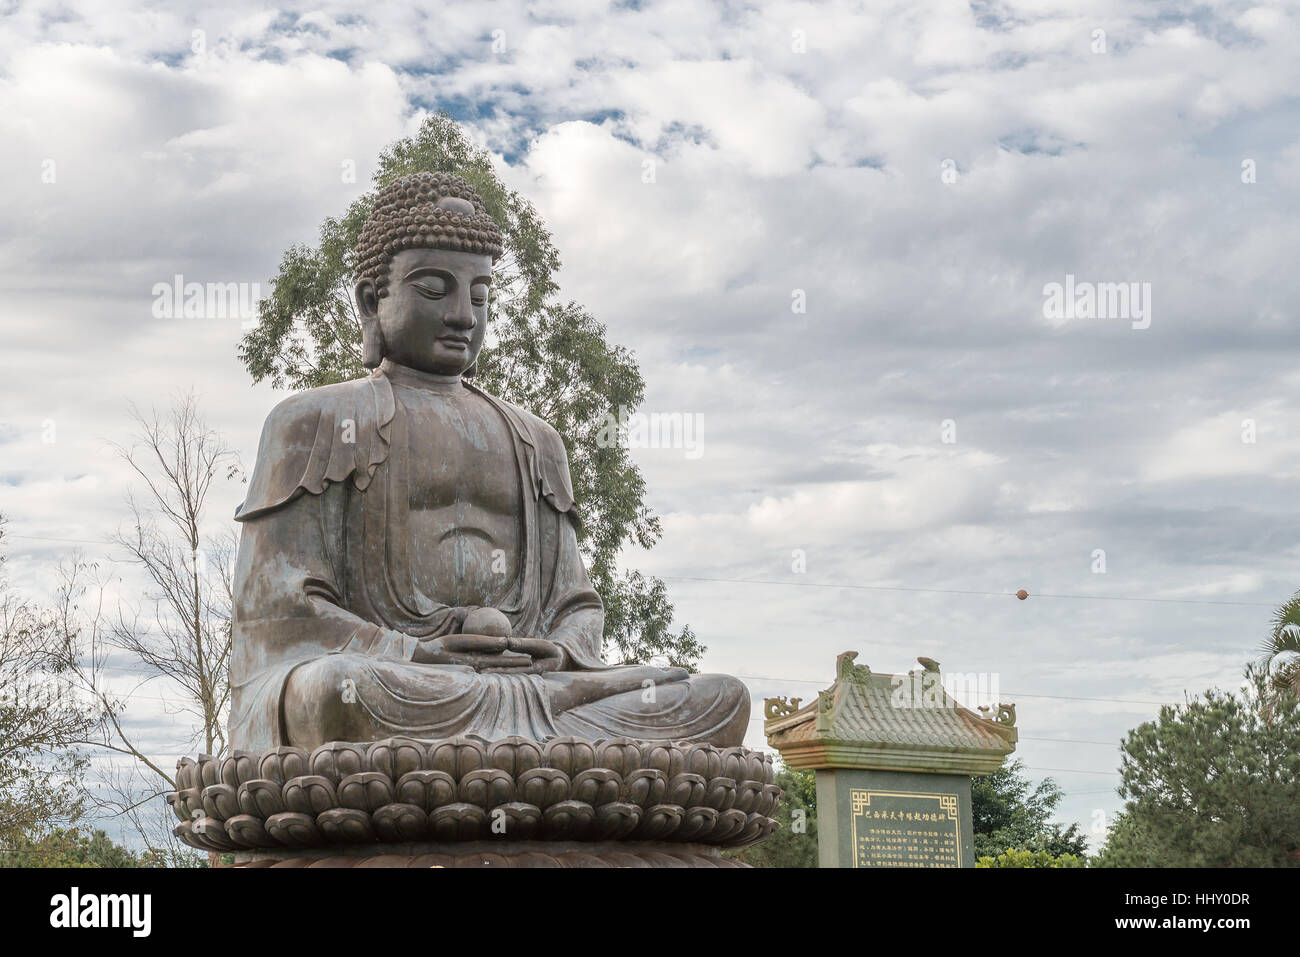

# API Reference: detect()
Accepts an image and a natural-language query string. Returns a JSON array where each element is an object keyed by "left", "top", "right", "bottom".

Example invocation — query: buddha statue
[{"left": 229, "top": 172, "right": 750, "bottom": 753}]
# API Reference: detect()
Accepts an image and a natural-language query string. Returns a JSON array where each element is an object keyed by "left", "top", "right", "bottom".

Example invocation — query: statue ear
[
  {"left": 355, "top": 279, "right": 384, "bottom": 369},
  {"left": 463, "top": 362, "right": 477, "bottom": 378},
  {"left": 361, "top": 323, "right": 385, "bottom": 369}
]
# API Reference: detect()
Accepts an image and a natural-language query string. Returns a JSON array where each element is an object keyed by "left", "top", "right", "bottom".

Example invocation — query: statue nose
[{"left": 445, "top": 301, "right": 475, "bottom": 330}]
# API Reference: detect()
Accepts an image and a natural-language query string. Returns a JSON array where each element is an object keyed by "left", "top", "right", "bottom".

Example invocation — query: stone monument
[
  {"left": 168, "top": 172, "right": 779, "bottom": 867},
  {"left": 765, "top": 651, "right": 1017, "bottom": 868}
]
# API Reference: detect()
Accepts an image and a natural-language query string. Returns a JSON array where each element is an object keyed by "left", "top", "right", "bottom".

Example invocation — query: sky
[{"left": 2, "top": 0, "right": 1299, "bottom": 851}]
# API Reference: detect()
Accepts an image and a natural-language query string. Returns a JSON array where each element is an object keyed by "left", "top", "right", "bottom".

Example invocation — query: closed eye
[{"left": 412, "top": 281, "right": 447, "bottom": 299}]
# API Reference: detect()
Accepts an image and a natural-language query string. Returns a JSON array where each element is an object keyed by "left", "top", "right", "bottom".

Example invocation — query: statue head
[{"left": 354, "top": 172, "right": 505, "bottom": 377}]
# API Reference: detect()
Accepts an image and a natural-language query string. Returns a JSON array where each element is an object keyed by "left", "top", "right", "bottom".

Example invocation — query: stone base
[
  {"left": 170, "top": 736, "right": 781, "bottom": 860},
  {"left": 225, "top": 839, "right": 746, "bottom": 868}
]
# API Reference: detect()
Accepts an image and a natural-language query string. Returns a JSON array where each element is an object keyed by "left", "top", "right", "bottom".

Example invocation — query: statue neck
[{"left": 379, "top": 358, "right": 466, "bottom": 394}]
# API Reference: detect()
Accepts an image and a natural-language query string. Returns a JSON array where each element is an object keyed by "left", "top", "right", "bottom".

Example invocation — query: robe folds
[{"left": 229, "top": 368, "right": 748, "bottom": 751}]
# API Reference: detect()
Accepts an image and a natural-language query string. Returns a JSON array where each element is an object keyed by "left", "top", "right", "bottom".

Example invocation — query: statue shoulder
[
  {"left": 517, "top": 403, "right": 571, "bottom": 461},
  {"left": 237, "top": 375, "right": 395, "bottom": 522},
  {"left": 472, "top": 388, "right": 571, "bottom": 462},
  {"left": 261, "top": 377, "right": 382, "bottom": 433}
]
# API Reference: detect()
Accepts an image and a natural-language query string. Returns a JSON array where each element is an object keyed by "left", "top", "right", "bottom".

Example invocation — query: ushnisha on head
[{"left": 353, "top": 172, "right": 505, "bottom": 377}]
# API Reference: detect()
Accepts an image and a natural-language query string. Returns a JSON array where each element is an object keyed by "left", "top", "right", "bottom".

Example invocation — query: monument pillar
[{"left": 765, "top": 651, "right": 1017, "bottom": 868}]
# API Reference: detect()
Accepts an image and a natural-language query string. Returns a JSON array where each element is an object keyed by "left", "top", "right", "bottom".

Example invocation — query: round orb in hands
[{"left": 463, "top": 607, "right": 512, "bottom": 638}]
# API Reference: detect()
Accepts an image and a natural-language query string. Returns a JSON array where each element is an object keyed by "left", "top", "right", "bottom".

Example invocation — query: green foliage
[
  {"left": 0, "top": 751, "right": 87, "bottom": 853},
  {"left": 601, "top": 571, "right": 704, "bottom": 670},
  {"left": 238, "top": 113, "right": 698, "bottom": 667},
  {"left": 0, "top": 827, "right": 185, "bottom": 868},
  {"left": 1095, "top": 666, "right": 1300, "bottom": 868},
  {"left": 976, "top": 847, "right": 1086, "bottom": 868},
  {"left": 971, "top": 759, "right": 1088, "bottom": 859},
  {"left": 1260, "top": 589, "right": 1300, "bottom": 720},
  {"left": 0, "top": 518, "right": 96, "bottom": 852},
  {"left": 729, "top": 764, "right": 817, "bottom": 868}
]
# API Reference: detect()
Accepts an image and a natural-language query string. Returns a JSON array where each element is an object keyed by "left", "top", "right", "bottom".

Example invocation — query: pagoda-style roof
[{"left": 764, "top": 651, "right": 1017, "bottom": 775}]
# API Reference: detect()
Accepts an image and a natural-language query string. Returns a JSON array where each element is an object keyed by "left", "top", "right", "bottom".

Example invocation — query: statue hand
[
  {"left": 476, "top": 636, "right": 566, "bottom": 674},
  {"left": 416, "top": 633, "right": 567, "bottom": 674},
  {"left": 414, "top": 633, "right": 509, "bottom": 666}
]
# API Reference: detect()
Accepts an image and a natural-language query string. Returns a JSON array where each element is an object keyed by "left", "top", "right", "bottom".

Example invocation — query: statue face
[{"left": 358, "top": 245, "right": 492, "bottom": 377}]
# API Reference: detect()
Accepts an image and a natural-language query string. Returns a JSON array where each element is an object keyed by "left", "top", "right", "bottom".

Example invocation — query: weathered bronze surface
[{"left": 229, "top": 172, "right": 749, "bottom": 752}]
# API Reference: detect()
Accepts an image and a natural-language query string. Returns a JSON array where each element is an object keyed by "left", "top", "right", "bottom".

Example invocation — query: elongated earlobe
[
  {"left": 355, "top": 278, "right": 384, "bottom": 368},
  {"left": 362, "top": 323, "right": 385, "bottom": 368}
]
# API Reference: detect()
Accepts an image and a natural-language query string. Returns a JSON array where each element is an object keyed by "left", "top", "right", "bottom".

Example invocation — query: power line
[
  {"left": 5, "top": 533, "right": 139, "bottom": 564},
  {"left": 7, "top": 534, "right": 117, "bottom": 546},
  {"left": 1027, "top": 766, "right": 1119, "bottom": 776},
  {"left": 7, "top": 535, "right": 1283, "bottom": 608},
  {"left": 735, "top": 674, "right": 1172, "bottom": 707},
  {"left": 45, "top": 666, "right": 1180, "bottom": 712},
  {"left": 71, "top": 680, "right": 1170, "bottom": 712},
  {"left": 665, "top": 572, "right": 1274, "bottom": 608},
  {"left": 1018, "top": 735, "right": 1119, "bottom": 747}
]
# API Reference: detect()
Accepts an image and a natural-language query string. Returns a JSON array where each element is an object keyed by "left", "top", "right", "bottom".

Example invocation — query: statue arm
[
  {"left": 534, "top": 496, "right": 609, "bottom": 672},
  {"left": 232, "top": 380, "right": 482, "bottom": 669},
  {"left": 231, "top": 485, "right": 424, "bottom": 676}
]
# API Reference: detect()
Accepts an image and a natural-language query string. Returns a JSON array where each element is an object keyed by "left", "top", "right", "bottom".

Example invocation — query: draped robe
[{"left": 229, "top": 365, "right": 748, "bottom": 751}]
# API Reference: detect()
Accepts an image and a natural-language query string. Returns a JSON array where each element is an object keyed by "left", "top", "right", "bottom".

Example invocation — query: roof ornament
[
  {"left": 994, "top": 702, "right": 1017, "bottom": 727},
  {"left": 836, "top": 650, "right": 871, "bottom": 685},
  {"left": 763, "top": 696, "right": 802, "bottom": 720}
]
